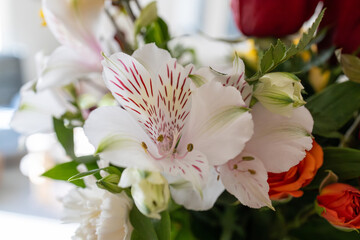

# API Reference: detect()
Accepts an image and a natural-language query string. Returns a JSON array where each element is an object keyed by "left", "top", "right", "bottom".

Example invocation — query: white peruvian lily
[
  {"left": 11, "top": 80, "right": 71, "bottom": 135},
  {"left": 37, "top": 0, "right": 113, "bottom": 91},
  {"left": 84, "top": 44, "right": 254, "bottom": 207},
  {"left": 195, "top": 57, "right": 314, "bottom": 209}
]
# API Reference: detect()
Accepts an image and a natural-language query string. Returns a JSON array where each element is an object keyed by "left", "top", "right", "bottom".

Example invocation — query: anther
[
  {"left": 157, "top": 134, "right": 164, "bottom": 142},
  {"left": 248, "top": 169, "right": 256, "bottom": 175},
  {"left": 187, "top": 143, "right": 194, "bottom": 152},
  {"left": 141, "top": 142, "right": 148, "bottom": 150},
  {"left": 242, "top": 156, "right": 254, "bottom": 161},
  {"left": 233, "top": 164, "right": 238, "bottom": 170}
]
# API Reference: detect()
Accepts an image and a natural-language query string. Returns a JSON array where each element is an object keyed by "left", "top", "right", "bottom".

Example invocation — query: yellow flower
[
  {"left": 309, "top": 67, "right": 330, "bottom": 92},
  {"left": 39, "top": 9, "right": 47, "bottom": 26},
  {"left": 235, "top": 40, "right": 258, "bottom": 69}
]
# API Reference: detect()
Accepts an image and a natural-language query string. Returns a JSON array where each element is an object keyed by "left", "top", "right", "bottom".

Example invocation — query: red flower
[
  {"left": 317, "top": 183, "right": 360, "bottom": 229},
  {"left": 319, "top": 0, "right": 360, "bottom": 55},
  {"left": 268, "top": 141, "right": 323, "bottom": 200},
  {"left": 231, "top": 0, "right": 320, "bottom": 38}
]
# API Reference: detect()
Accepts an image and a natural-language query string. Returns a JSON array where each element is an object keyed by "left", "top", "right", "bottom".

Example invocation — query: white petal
[
  {"left": 160, "top": 150, "right": 209, "bottom": 190},
  {"left": 97, "top": 192, "right": 133, "bottom": 240},
  {"left": 168, "top": 167, "right": 224, "bottom": 211},
  {"left": 43, "top": 0, "right": 104, "bottom": 55},
  {"left": 180, "top": 81, "right": 254, "bottom": 165},
  {"left": 219, "top": 152, "right": 273, "bottom": 209},
  {"left": 246, "top": 103, "right": 313, "bottom": 173},
  {"left": 36, "top": 46, "right": 101, "bottom": 91},
  {"left": 102, "top": 49, "right": 194, "bottom": 143},
  {"left": 83, "top": 106, "right": 159, "bottom": 171},
  {"left": 11, "top": 81, "right": 70, "bottom": 135},
  {"left": 132, "top": 43, "right": 172, "bottom": 78},
  {"left": 194, "top": 57, "right": 252, "bottom": 106}
]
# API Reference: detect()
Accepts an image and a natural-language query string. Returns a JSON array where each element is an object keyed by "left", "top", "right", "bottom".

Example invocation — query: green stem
[{"left": 286, "top": 204, "right": 317, "bottom": 231}]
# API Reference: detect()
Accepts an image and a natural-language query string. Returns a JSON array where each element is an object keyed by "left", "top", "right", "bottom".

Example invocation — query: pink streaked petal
[
  {"left": 219, "top": 152, "right": 273, "bottom": 209},
  {"left": 102, "top": 52, "right": 161, "bottom": 141},
  {"left": 155, "top": 59, "right": 194, "bottom": 139},
  {"left": 161, "top": 150, "right": 209, "bottom": 189},
  {"left": 194, "top": 58, "right": 252, "bottom": 106}
]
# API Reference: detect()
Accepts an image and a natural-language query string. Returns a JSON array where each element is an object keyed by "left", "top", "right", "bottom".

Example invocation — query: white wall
[{"left": 0, "top": 0, "right": 58, "bottom": 83}]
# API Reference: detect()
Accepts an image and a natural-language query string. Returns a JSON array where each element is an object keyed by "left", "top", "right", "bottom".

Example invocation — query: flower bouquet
[{"left": 11, "top": 0, "right": 360, "bottom": 239}]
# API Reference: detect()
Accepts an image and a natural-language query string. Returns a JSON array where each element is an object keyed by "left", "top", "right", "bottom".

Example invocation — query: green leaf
[
  {"left": 260, "top": 45, "right": 275, "bottom": 73},
  {"left": 272, "top": 39, "right": 286, "bottom": 63},
  {"left": 73, "top": 154, "right": 100, "bottom": 164},
  {"left": 96, "top": 173, "right": 122, "bottom": 193},
  {"left": 143, "top": 17, "right": 171, "bottom": 49},
  {"left": 53, "top": 117, "right": 75, "bottom": 158},
  {"left": 336, "top": 49, "right": 360, "bottom": 83},
  {"left": 130, "top": 206, "right": 159, "bottom": 240},
  {"left": 153, "top": 211, "right": 171, "bottom": 240},
  {"left": 42, "top": 161, "right": 84, "bottom": 187},
  {"left": 322, "top": 147, "right": 360, "bottom": 180},
  {"left": 306, "top": 81, "right": 360, "bottom": 136},
  {"left": 296, "top": 9, "right": 325, "bottom": 52},
  {"left": 250, "top": 9, "right": 325, "bottom": 81},
  {"left": 134, "top": 1, "right": 158, "bottom": 35},
  {"left": 68, "top": 168, "right": 103, "bottom": 182}
]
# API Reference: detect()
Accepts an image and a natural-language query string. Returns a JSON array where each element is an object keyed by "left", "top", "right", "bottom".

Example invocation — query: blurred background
[{"left": 0, "top": 0, "right": 240, "bottom": 238}]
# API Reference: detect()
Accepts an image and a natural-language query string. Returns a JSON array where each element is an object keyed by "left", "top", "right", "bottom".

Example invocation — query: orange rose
[
  {"left": 317, "top": 183, "right": 360, "bottom": 229},
  {"left": 268, "top": 141, "right": 323, "bottom": 200}
]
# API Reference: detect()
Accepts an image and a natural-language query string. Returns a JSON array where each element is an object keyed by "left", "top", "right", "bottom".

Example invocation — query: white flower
[
  {"left": 120, "top": 168, "right": 170, "bottom": 219},
  {"left": 84, "top": 44, "right": 254, "bottom": 205},
  {"left": 62, "top": 186, "right": 133, "bottom": 240},
  {"left": 166, "top": 167, "right": 225, "bottom": 211},
  {"left": 10, "top": 80, "right": 71, "bottom": 135},
  {"left": 196, "top": 57, "right": 314, "bottom": 209},
  {"left": 253, "top": 72, "right": 306, "bottom": 116},
  {"left": 63, "top": 162, "right": 132, "bottom": 240},
  {"left": 37, "top": 0, "right": 114, "bottom": 91}
]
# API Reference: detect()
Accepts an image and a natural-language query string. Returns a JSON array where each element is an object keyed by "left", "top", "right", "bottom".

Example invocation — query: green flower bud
[
  {"left": 119, "top": 168, "right": 170, "bottom": 219},
  {"left": 253, "top": 72, "right": 306, "bottom": 116}
]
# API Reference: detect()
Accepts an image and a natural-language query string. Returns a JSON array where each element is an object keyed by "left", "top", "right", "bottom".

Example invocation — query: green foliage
[
  {"left": 68, "top": 166, "right": 121, "bottom": 182},
  {"left": 135, "top": 1, "right": 158, "bottom": 36},
  {"left": 322, "top": 147, "right": 360, "bottom": 180},
  {"left": 248, "top": 9, "right": 325, "bottom": 82},
  {"left": 306, "top": 81, "right": 360, "bottom": 137},
  {"left": 143, "top": 17, "right": 171, "bottom": 50},
  {"left": 96, "top": 173, "right": 123, "bottom": 193},
  {"left": 153, "top": 211, "right": 171, "bottom": 240},
  {"left": 73, "top": 154, "right": 99, "bottom": 164},
  {"left": 336, "top": 50, "right": 360, "bottom": 83},
  {"left": 53, "top": 117, "right": 75, "bottom": 158},
  {"left": 130, "top": 206, "right": 170, "bottom": 240},
  {"left": 42, "top": 161, "right": 85, "bottom": 187}
]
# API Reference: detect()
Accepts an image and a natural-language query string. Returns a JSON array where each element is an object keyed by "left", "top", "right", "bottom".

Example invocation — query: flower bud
[
  {"left": 253, "top": 72, "right": 306, "bottom": 116},
  {"left": 119, "top": 168, "right": 170, "bottom": 219},
  {"left": 316, "top": 183, "right": 360, "bottom": 230}
]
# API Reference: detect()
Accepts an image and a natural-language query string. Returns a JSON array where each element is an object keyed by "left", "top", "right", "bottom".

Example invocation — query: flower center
[{"left": 141, "top": 130, "right": 193, "bottom": 161}]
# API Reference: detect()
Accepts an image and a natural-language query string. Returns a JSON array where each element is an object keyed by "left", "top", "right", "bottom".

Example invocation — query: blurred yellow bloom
[
  {"left": 292, "top": 37, "right": 313, "bottom": 62},
  {"left": 309, "top": 67, "right": 330, "bottom": 92},
  {"left": 39, "top": 9, "right": 47, "bottom": 26},
  {"left": 235, "top": 40, "right": 258, "bottom": 69}
]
